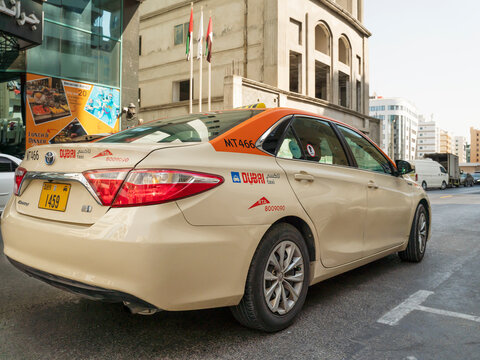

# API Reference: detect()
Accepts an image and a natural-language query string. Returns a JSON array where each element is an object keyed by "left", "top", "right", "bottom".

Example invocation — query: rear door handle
[
  {"left": 367, "top": 180, "right": 379, "bottom": 189},
  {"left": 294, "top": 172, "right": 314, "bottom": 182}
]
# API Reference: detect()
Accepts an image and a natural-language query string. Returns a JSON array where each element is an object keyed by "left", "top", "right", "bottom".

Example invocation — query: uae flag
[
  {"left": 186, "top": 6, "right": 193, "bottom": 60},
  {"left": 205, "top": 16, "right": 213, "bottom": 63}
]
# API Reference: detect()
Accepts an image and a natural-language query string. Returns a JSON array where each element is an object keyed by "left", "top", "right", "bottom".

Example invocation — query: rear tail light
[
  {"left": 84, "top": 169, "right": 223, "bottom": 207},
  {"left": 415, "top": 174, "right": 418, "bottom": 181},
  {"left": 112, "top": 170, "right": 224, "bottom": 207},
  {"left": 83, "top": 169, "right": 130, "bottom": 206},
  {"left": 14, "top": 167, "right": 27, "bottom": 196}
]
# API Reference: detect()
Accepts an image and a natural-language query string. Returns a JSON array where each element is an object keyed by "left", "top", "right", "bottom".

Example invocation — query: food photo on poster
[
  {"left": 26, "top": 77, "right": 71, "bottom": 124},
  {"left": 48, "top": 118, "right": 87, "bottom": 144}
]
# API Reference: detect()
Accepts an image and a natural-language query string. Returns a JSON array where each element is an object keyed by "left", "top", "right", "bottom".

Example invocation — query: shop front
[{"left": 0, "top": 0, "right": 139, "bottom": 158}]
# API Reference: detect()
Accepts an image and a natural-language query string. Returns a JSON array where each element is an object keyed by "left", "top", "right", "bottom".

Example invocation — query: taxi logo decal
[
  {"left": 231, "top": 172, "right": 241, "bottom": 183},
  {"left": 93, "top": 149, "right": 113, "bottom": 158},
  {"left": 249, "top": 197, "right": 270, "bottom": 209},
  {"left": 45, "top": 151, "right": 55, "bottom": 165}
]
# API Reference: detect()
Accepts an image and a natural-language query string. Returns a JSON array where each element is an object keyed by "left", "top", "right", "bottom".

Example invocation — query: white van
[{"left": 409, "top": 159, "right": 449, "bottom": 190}]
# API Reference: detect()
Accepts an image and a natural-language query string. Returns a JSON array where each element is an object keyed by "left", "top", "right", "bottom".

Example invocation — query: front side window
[
  {"left": 277, "top": 117, "right": 348, "bottom": 166},
  {"left": 338, "top": 126, "right": 393, "bottom": 174},
  {"left": 440, "top": 166, "right": 447, "bottom": 174},
  {"left": 99, "top": 110, "right": 263, "bottom": 144}
]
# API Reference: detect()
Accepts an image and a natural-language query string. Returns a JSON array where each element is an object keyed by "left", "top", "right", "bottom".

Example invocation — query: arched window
[
  {"left": 338, "top": 36, "right": 351, "bottom": 66},
  {"left": 315, "top": 23, "right": 330, "bottom": 55}
]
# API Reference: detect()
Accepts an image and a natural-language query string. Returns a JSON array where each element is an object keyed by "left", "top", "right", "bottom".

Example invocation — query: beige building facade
[
  {"left": 439, "top": 129, "right": 452, "bottom": 154},
  {"left": 416, "top": 117, "right": 440, "bottom": 159},
  {"left": 138, "top": 0, "right": 380, "bottom": 142},
  {"left": 453, "top": 136, "right": 467, "bottom": 163},
  {"left": 470, "top": 127, "right": 480, "bottom": 163}
]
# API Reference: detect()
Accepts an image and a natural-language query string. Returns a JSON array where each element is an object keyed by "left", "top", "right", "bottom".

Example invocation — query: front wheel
[
  {"left": 398, "top": 204, "right": 428, "bottom": 262},
  {"left": 230, "top": 223, "right": 310, "bottom": 332},
  {"left": 441, "top": 181, "right": 447, "bottom": 190}
]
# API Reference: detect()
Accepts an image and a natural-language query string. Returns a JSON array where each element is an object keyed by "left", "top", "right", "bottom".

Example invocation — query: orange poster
[{"left": 25, "top": 73, "right": 121, "bottom": 149}]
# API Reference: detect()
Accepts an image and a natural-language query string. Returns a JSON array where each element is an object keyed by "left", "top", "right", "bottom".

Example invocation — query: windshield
[{"left": 98, "top": 110, "right": 264, "bottom": 144}]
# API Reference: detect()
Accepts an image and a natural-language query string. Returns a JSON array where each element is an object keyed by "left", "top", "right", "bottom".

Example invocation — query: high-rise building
[
  {"left": 470, "top": 127, "right": 480, "bottom": 163},
  {"left": 369, "top": 97, "right": 418, "bottom": 160},
  {"left": 440, "top": 129, "right": 452, "bottom": 154},
  {"left": 416, "top": 116, "right": 440, "bottom": 158},
  {"left": 139, "top": 0, "right": 381, "bottom": 143},
  {"left": 454, "top": 136, "right": 467, "bottom": 163}
]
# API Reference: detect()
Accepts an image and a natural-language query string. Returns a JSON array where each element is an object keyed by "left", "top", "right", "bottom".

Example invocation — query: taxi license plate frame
[{"left": 38, "top": 182, "right": 71, "bottom": 212}]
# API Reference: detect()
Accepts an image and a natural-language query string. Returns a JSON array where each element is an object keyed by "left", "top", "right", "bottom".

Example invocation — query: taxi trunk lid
[{"left": 15, "top": 143, "right": 194, "bottom": 224}]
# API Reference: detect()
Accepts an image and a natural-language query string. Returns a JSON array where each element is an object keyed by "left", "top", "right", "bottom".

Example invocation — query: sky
[{"left": 364, "top": 0, "right": 480, "bottom": 139}]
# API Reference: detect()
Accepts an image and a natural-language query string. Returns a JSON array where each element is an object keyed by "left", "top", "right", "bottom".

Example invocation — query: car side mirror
[{"left": 395, "top": 160, "right": 414, "bottom": 176}]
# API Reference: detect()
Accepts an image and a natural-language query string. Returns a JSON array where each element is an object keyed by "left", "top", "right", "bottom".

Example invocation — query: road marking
[
  {"left": 377, "top": 290, "right": 433, "bottom": 325},
  {"left": 440, "top": 195, "right": 452, "bottom": 198},
  {"left": 416, "top": 305, "right": 480, "bottom": 323},
  {"left": 377, "top": 290, "right": 480, "bottom": 326}
]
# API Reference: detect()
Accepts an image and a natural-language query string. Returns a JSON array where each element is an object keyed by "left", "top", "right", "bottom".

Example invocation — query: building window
[
  {"left": 138, "top": 87, "right": 141, "bottom": 108},
  {"left": 315, "top": 23, "right": 330, "bottom": 55},
  {"left": 356, "top": 80, "right": 361, "bottom": 112},
  {"left": 289, "top": 51, "right": 302, "bottom": 93},
  {"left": 173, "top": 80, "right": 192, "bottom": 102},
  {"left": 338, "top": 36, "right": 350, "bottom": 65},
  {"left": 174, "top": 23, "right": 189, "bottom": 45},
  {"left": 356, "top": 55, "right": 361, "bottom": 74},
  {"left": 315, "top": 61, "right": 329, "bottom": 100},
  {"left": 290, "top": 18, "right": 302, "bottom": 45},
  {"left": 139, "top": 35, "right": 142, "bottom": 55},
  {"left": 338, "top": 71, "right": 349, "bottom": 107}
]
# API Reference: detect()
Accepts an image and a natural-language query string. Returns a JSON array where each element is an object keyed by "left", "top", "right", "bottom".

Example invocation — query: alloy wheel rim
[
  {"left": 417, "top": 212, "right": 427, "bottom": 253},
  {"left": 263, "top": 241, "right": 304, "bottom": 315}
]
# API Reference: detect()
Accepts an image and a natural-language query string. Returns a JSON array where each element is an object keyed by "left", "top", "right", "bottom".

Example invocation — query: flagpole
[
  {"left": 208, "top": 11, "right": 212, "bottom": 112},
  {"left": 208, "top": 62, "right": 211, "bottom": 111},
  {"left": 189, "top": 3, "right": 193, "bottom": 114},
  {"left": 198, "top": 7, "right": 203, "bottom": 112}
]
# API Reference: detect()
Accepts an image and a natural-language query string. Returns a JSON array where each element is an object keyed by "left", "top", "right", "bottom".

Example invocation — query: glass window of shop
[
  {"left": 27, "top": 0, "right": 122, "bottom": 88},
  {"left": 0, "top": 78, "right": 25, "bottom": 157}
]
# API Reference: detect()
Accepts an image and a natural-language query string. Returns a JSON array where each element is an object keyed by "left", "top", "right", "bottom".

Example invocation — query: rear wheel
[
  {"left": 230, "top": 223, "right": 310, "bottom": 332},
  {"left": 441, "top": 181, "right": 447, "bottom": 190},
  {"left": 398, "top": 204, "right": 428, "bottom": 262},
  {"left": 422, "top": 181, "right": 427, "bottom": 190}
]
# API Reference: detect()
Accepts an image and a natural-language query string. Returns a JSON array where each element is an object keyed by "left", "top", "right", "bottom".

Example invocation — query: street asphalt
[{"left": 0, "top": 186, "right": 479, "bottom": 359}]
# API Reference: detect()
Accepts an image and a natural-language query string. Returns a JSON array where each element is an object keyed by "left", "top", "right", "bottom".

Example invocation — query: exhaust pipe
[{"left": 123, "top": 301, "right": 159, "bottom": 315}]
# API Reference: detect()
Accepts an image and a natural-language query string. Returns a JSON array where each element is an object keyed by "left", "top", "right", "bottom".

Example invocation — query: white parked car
[
  {"left": 410, "top": 159, "right": 449, "bottom": 190},
  {"left": 0, "top": 153, "right": 21, "bottom": 211}
]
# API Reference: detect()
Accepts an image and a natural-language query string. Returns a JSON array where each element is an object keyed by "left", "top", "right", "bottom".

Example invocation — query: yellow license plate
[{"left": 38, "top": 183, "right": 71, "bottom": 212}]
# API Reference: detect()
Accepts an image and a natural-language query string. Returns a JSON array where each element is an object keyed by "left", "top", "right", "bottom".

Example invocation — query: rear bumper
[
  {"left": 7, "top": 257, "right": 157, "bottom": 310},
  {"left": 2, "top": 199, "right": 267, "bottom": 311}
]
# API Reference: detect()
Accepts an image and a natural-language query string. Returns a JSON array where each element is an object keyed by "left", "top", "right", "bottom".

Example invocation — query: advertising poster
[{"left": 25, "top": 73, "right": 121, "bottom": 149}]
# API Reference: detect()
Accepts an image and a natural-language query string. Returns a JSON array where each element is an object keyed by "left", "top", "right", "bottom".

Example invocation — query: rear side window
[
  {"left": 0, "top": 157, "right": 16, "bottom": 172},
  {"left": 338, "top": 126, "right": 392, "bottom": 174},
  {"left": 99, "top": 110, "right": 264, "bottom": 144},
  {"left": 277, "top": 117, "right": 348, "bottom": 166}
]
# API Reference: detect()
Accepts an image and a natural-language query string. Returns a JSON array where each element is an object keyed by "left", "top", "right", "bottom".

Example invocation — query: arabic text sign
[{"left": 0, "top": 0, "right": 43, "bottom": 46}]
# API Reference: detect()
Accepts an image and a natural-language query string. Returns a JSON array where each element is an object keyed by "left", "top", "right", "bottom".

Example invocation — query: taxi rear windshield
[{"left": 98, "top": 110, "right": 264, "bottom": 144}]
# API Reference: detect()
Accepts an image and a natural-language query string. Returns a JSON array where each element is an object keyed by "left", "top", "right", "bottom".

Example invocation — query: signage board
[
  {"left": 0, "top": 0, "right": 43, "bottom": 48},
  {"left": 25, "top": 73, "right": 121, "bottom": 149}
]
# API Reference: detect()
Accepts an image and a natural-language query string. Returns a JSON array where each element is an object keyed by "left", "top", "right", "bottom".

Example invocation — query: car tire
[
  {"left": 441, "top": 181, "right": 447, "bottom": 190},
  {"left": 230, "top": 223, "right": 310, "bottom": 332},
  {"left": 398, "top": 204, "right": 428, "bottom": 263},
  {"left": 421, "top": 181, "right": 427, "bottom": 190}
]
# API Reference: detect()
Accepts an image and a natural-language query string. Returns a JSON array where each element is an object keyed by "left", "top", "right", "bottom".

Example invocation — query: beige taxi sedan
[{"left": 2, "top": 108, "right": 430, "bottom": 332}]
